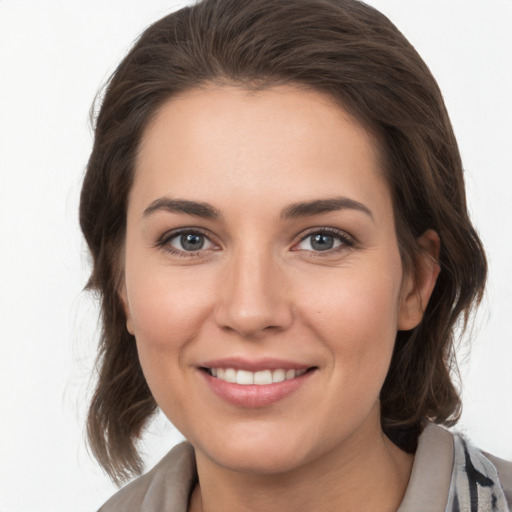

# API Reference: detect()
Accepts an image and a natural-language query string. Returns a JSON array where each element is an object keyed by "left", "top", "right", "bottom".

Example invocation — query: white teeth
[
  {"left": 272, "top": 369, "right": 286, "bottom": 383},
  {"left": 236, "top": 370, "right": 254, "bottom": 385},
  {"left": 209, "top": 367, "right": 308, "bottom": 385},
  {"left": 224, "top": 368, "right": 236, "bottom": 383},
  {"left": 254, "top": 370, "right": 272, "bottom": 385}
]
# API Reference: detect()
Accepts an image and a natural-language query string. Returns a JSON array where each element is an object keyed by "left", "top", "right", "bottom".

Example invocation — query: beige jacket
[{"left": 98, "top": 424, "right": 512, "bottom": 511}]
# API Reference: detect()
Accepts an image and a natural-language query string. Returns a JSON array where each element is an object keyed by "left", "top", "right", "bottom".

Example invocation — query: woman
[{"left": 80, "top": 0, "right": 511, "bottom": 510}]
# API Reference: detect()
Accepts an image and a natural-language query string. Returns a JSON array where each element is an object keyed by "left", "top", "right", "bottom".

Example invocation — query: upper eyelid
[
  {"left": 296, "top": 226, "right": 354, "bottom": 243},
  {"left": 158, "top": 227, "right": 215, "bottom": 244}
]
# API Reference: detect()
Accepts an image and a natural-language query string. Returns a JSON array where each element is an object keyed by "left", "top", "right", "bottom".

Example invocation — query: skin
[{"left": 121, "top": 85, "right": 440, "bottom": 512}]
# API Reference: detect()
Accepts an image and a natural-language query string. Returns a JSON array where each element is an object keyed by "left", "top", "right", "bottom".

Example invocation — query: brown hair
[{"left": 80, "top": 0, "right": 486, "bottom": 484}]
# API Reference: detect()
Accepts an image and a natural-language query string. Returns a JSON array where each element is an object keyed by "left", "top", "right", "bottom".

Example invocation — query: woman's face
[{"left": 121, "top": 85, "right": 432, "bottom": 475}]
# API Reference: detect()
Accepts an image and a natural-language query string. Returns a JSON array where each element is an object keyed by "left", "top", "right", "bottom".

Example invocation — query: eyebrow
[
  {"left": 143, "top": 198, "right": 223, "bottom": 219},
  {"left": 143, "top": 196, "right": 373, "bottom": 222},
  {"left": 280, "top": 197, "right": 373, "bottom": 221}
]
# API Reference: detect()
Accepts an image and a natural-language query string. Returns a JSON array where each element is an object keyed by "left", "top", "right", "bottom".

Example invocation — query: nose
[{"left": 214, "top": 247, "right": 294, "bottom": 338}]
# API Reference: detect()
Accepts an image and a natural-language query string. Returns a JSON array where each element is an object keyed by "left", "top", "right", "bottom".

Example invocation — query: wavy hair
[{"left": 80, "top": 0, "right": 487, "bottom": 484}]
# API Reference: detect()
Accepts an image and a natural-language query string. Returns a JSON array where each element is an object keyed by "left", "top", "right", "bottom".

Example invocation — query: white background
[{"left": 0, "top": 1, "right": 511, "bottom": 511}]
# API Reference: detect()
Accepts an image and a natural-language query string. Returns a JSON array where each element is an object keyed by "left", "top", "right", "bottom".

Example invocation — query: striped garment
[{"left": 446, "top": 434, "right": 510, "bottom": 512}]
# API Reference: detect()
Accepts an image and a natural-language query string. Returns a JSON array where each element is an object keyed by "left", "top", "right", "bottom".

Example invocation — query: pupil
[
  {"left": 311, "top": 234, "right": 334, "bottom": 251},
  {"left": 181, "top": 233, "right": 204, "bottom": 251}
]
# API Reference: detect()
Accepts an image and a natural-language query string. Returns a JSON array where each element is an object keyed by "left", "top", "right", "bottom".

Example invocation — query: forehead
[{"left": 132, "top": 84, "right": 391, "bottom": 219}]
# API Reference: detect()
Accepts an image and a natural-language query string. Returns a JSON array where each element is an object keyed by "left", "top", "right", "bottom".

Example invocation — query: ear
[
  {"left": 398, "top": 229, "right": 441, "bottom": 331},
  {"left": 118, "top": 283, "right": 135, "bottom": 335}
]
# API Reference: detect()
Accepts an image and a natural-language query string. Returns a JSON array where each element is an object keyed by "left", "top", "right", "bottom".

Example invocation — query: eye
[
  {"left": 294, "top": 229, "right": 354, "bottom": 253},
  {"left": 159, "top": 229, "right": 217, "bottom": 255}
]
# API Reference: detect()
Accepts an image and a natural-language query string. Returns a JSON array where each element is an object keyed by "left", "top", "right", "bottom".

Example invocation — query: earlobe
[
  {"left": 118, "top": 284, "right": 135, "bottom": 335},
  {"left": 398, "top": 229, "right": 441, "bottom": 331},
  {"left": 126, "top": 315, "right": 134, "bottom": 336}
]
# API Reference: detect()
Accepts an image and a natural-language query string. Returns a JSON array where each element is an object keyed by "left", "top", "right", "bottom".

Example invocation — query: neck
[{"left": 189, "top": 412, "right": 414, "bottom": 512}]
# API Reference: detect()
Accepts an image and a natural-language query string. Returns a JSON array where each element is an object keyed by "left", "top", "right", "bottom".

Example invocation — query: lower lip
[{"left": 200, "top": 370, "right": 315, "bottom": 408}]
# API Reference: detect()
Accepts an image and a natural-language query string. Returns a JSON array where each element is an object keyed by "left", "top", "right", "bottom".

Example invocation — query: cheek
[
  {"left": 125, "top": 267, "right": 215, "bottom": 417},
  {"left": 123, "top": 260, "right": 216, "bottom": 399},
  {"left": 294, "top": 260, "right": 403, "bottom": 375},
  {"left": 125, "top": 257, "right": 210, "bottom": 339},
  {"left": 300, "top": 260, "right": 401, "bottom": 327}
]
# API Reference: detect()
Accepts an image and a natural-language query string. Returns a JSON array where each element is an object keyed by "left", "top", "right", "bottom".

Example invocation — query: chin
[
  {"left": 191, "top": 424, "right": 329, "bottom": 476},
  {"left": 211, "top": 446, "right": 310, "bottom": 476}
]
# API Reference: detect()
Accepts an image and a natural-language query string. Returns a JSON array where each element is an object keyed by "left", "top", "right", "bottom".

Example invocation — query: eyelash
[
  {"left": 156, "top": 228, "right": 217, "bottom": 258},
  {"left": 293, "top": 227, "right": 355, "bottom": 255},
  {"left": 156, "top": 227, "right": 355, "bottom": 258}
]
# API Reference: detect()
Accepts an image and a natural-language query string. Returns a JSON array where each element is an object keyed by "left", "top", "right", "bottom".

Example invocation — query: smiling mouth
[{"left": 202, "top": 367, "right": 315, "bottom": 385}]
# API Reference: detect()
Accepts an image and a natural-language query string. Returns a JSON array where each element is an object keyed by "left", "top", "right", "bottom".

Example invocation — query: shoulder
[
  {"left": 484, "top": 451, "right": 512, "bottom": 507},
  {"left": 97, "top": 442, "right": 196, "bottom": 512},
  {"left": 398, "top": 423, "right": 512, "bottom": 512},
  {"left": 448, "top": 429, "right": 512, "bottom": 511},
  {"left": 398, "top": 423, "right": 455, "bottom": 511}
]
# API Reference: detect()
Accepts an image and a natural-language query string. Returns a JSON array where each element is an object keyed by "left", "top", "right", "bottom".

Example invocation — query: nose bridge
[{"left": 215, "top": 242, "right": 292, "bottom": 337}]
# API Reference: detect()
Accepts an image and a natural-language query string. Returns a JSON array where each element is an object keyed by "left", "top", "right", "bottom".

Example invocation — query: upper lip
[{"left": 198, "top": 357, "right": 314, "bottom": 372}]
